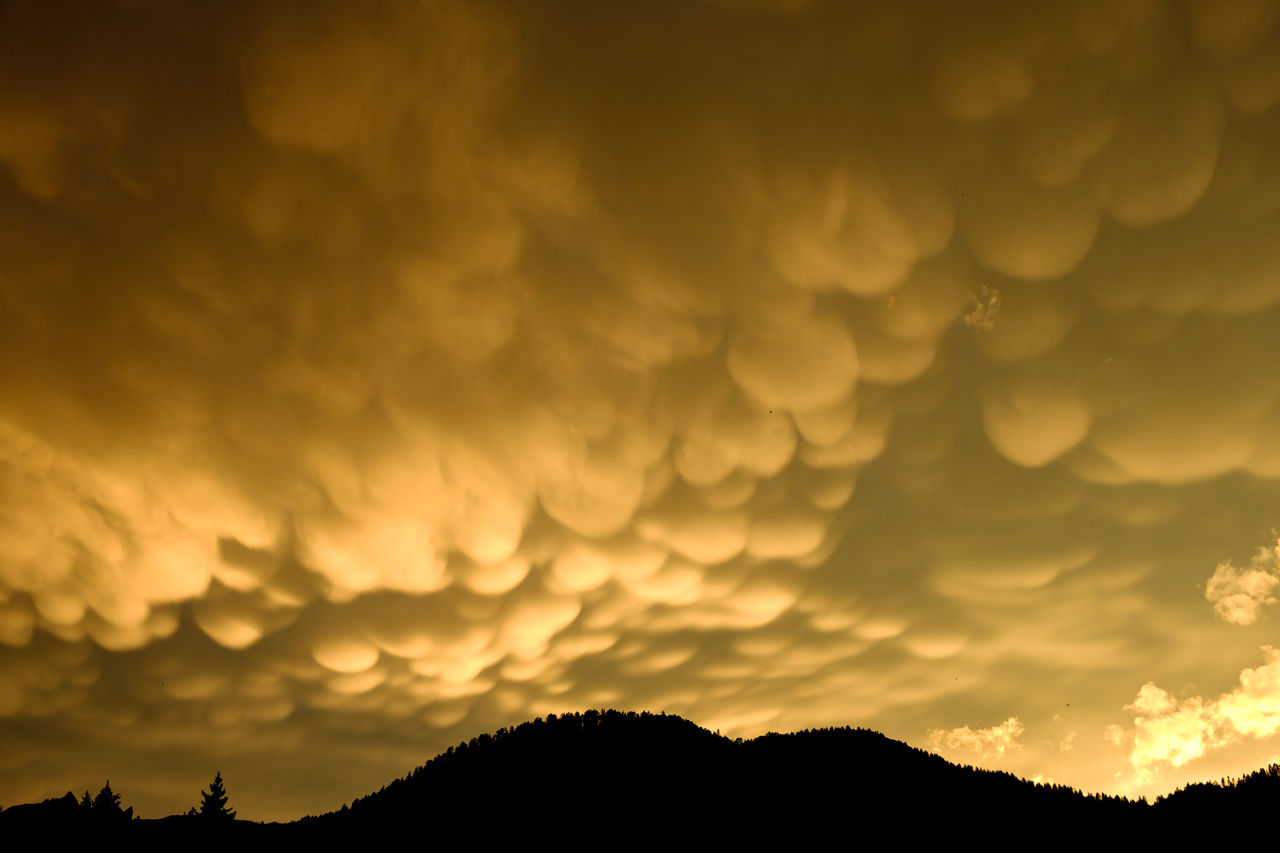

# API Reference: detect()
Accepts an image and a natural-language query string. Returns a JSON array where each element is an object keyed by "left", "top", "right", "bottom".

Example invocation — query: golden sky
[{"left": 5, "top": 0, "right": 1280, "bottom": 821}]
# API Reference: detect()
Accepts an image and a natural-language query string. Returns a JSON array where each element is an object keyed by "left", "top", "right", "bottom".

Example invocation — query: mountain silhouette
[
  {"left": 296, "top": 709, "right": 1146, "bottom": 846},
  {"left": 4, "top": 709, "right": 1277, "bottom": 847}
]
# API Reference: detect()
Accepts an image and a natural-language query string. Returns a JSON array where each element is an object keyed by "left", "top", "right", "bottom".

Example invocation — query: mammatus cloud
[
  {"left": 4, "top": 0, "right": 1280, "bottom": 818},
  {"left": 1111, "top": 647, "right": 1280, "bottom": 782},
  {"left": 1206, "top": 540, "right": 1280, "bottom": 625},
  {"left": 928, "top": 716, "right": 1024, "bottom": 762}
]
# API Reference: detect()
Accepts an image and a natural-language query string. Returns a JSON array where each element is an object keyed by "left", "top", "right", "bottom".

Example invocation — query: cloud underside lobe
[{"left": 2, "top": 0, "right": 1280, "bottom": 818}]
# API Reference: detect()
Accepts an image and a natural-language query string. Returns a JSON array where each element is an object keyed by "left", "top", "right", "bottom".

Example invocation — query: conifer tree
[
  {"left": 92, "top": 781, "right": 121, "bottom": 813},
  {"left": 199, "top": 771, "right": 236, "bottom": 820}
]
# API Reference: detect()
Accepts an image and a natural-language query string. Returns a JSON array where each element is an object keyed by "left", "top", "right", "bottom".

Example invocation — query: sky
[{"left": 5, "top": 0, "right": 1280, "bottom": 822}]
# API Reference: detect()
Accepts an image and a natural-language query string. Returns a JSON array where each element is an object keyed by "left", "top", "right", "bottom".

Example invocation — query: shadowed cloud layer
[{"left": 3, "top": 0, "right": 1280, "bottom": 818}]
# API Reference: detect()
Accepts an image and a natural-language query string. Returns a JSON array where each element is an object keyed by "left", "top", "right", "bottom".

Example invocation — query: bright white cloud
[
  {"left": 1060, "top": 731, "right": 1077, "bottom": 753},
  {"left": 1115, "top": 646, "right": 1280, "bottom": 781},
  {"left": 928, "top": 716, "right": 1025, "bottom": 762},
  {"left": 1206, "top": 541, "right": 1280, "bottom": 625}
]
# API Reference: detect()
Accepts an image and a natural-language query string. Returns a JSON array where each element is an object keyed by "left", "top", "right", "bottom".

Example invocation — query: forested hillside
[{"left": 4, "top": 709, "right": 1273, "bottom": 847}]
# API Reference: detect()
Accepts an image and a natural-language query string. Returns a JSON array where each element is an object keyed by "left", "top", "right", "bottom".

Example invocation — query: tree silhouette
[
  {"left": 92, "top": 781, "right": 121, "bottom": 813},
  {"left": 198, "top": 772, "right": 236, "bottom": 820}
]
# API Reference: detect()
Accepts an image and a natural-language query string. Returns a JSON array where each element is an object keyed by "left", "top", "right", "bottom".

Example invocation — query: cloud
[
  {"left": 981, "top": 377, "right": 1091, "bottom": 468},
  {"left": 1206, "top": 541, "right": 1280, "bottom": 625},
  {"left": 1114, "top": 647, "right": 1280, "bottom": 782},
  {"left": 1060, "top": 731, "right": 1077, "bottom": 753},
  {"left": 6, "top": 0, "right": 1280, "bottom": 820},
  {"left": 928, "top": 716, "right": 1025, "bottom": 762},
  {"left": 963, "top": 285, "right": 1001, "bottom": 331}
]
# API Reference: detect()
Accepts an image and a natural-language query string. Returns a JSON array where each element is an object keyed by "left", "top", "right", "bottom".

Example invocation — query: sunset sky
[{"left": 6, "top": 0, "right": 1280, "bottom": 821}]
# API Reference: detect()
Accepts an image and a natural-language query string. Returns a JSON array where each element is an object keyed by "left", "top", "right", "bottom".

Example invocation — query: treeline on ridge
[{"left": 6, "top": 709, "right": 1280, "bottom": 846}]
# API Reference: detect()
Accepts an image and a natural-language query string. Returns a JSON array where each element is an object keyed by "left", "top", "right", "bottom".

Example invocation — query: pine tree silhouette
[
  {"left": 92, "top": 781, "right": 121, "bottom": 813},
  {"left": 198, "top": 771, "right": 236, "bottom": 820}
]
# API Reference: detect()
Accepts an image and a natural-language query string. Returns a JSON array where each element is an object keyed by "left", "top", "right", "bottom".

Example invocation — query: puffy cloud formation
[
  {"left": 1113, "top": 647, "right": 1280, "bottom": 782},
  {"left": 928, "top": 717, "right": 1025, "bottom": 762},
  {"left": 2, "top": 0, "right": 1280, "bottom": 818},
  {"left": 1206, "top": 540, "right": 1280, "bottom": 625}
]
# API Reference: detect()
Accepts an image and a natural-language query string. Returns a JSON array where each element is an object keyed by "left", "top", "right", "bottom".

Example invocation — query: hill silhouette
[
  {"left": 296, "top": 709, "right": 1148, "bottom": 846},
  {"left": 4, "top": 709, "right": 1278, "bottom": 847}
]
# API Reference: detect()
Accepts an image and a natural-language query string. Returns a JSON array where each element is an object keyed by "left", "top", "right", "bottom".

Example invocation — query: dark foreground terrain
[{"left": 3, "top": 709, "right": 1274, "bottom": 848}]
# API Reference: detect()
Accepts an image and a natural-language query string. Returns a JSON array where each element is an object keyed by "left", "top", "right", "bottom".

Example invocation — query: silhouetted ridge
[
  {"left": 4, "top": 710, "right": 1269, "bottom": 848},
  {"left": 329, "top": 710, "right": 735, "bottom": 839},
  {"left": 1152, "top": 761, "right": 1280, "bottom": 834},
  {"left": 299, "top": 710, "right": 1147, "bottom": 846}
]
